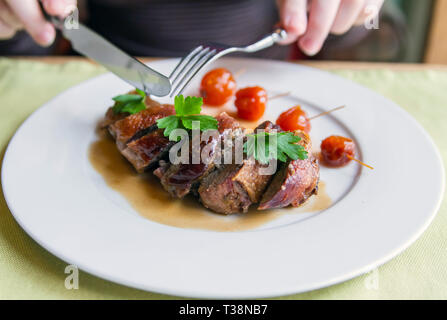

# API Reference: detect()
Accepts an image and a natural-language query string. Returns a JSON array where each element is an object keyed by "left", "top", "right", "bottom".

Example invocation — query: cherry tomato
[
  {"left": 276, "top": 106, "right": 311, "bottom": 133},
  {"left": 234, "top": 86, "right": 268, "bottom": 121},
  {"left": 320, "top": 135, "right": 356, "bottom": 167},
  {"left": 200, "top": 68, "right": 237, "bottom": 106}
]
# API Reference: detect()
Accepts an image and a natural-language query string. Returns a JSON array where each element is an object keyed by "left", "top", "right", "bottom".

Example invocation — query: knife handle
[{"left": 39, "top": 1, "right": 65, "bottom": 29}]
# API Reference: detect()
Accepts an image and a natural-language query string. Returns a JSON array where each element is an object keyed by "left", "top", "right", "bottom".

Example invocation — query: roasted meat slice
[
  {"left": 102, "top": 102, "right": 175, "bottom": 172},
  {"left": 101, "top": 107, "right": 128, "bottom": 129},
  {"left": 157, "top": 112, "right": 240, "bottom": 198},
  {"left": 157, "top": 130, "right": 221, "bottom": 198},
  {"left": 198, "top": 159, "right": 272, "bottom": 214},
  {"left": 100, "top": 93, "right": 163, "bottom": 128},
  {"left": 216, "top": 111, "right": 241, "bottom": 133},
  {"left": 121, "top": 129, "right": 174, "bottom": 173},
  {"left": 108, "top": 104, "right": 175, "bottom": 150},
  {"left": 198, "top": 164, "right": 252, "bottom": 214},
  {"left": 198, "top": 121, "right": 278, "bottom": 215},
  {"left": 258, "top": 131, "right": 319, "bottom": 210}
]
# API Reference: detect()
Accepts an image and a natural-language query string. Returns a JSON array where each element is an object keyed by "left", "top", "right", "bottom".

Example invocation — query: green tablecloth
[{"left": 0, "top": 58, "right": 446, "bottom": 299}]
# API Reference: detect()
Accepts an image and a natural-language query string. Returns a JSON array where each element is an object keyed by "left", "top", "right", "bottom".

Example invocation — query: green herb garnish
[
  {"left": 155, "top": 94, "right": 307, "bottom": 163},
  {"left": 156, "top": 95, "right": 218, "bottom": 139},
  {"left": 112, "top": 88, "right": 146, "bottom": 115},
  {"left": 244, "top": 131, "right": 308, "bottom": 164}
]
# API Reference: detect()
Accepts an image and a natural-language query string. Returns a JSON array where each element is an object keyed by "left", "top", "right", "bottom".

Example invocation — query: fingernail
[
  {"left": 283, "top": 14, "right": 292, "bottom": 28},
  {"left": 299, "top": 37, "right": 320, "bottom": 56},
  {"left": 38, "top": 24, "right": 55, "bottom": 46}
]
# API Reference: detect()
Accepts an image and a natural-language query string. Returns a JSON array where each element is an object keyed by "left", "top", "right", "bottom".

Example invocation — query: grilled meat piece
[
  {"left": 102, "top": 101, "right": 175, "bottom": 172},
  {"left": 258, "top": 131, "right": 319, "bottom": 210},
  {"left": 108, "top": 104, "right": 175, "bottom": 150},
  {"left": 216, "top": 111, "right": 241, "bottom": 133},
  {"left": 198, "top": 121, "right": 278, "bottom": 215},
  {"left": 158, "top": 138, "right": 220, "bottom": 198},
  {"left": 157, "top": 112, "right": 240, "bottom": 198},
  {"left": 100, "top": 93, "right": 163, "bottom": 128},
  {"left": 121, "top": 129, "right": 175, "bottom": 173},
  {"left": 198, "top": 164, "right": 253, "bottom": 214},
  {"left": 101, "top": 107, "right": 128, "bottom": 129},
  {"left": 198, "top": 159, "right": 272, "bottom": 214}
]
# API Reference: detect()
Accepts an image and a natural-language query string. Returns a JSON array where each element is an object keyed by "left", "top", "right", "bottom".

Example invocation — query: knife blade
[{"left": 45, "top": 12, "right": 171, "bottom": 97}]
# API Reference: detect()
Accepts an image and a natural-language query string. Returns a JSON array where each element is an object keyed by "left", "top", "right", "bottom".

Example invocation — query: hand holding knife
[{"left": 40, "top": 3, "right": 172, "bottom": 97}]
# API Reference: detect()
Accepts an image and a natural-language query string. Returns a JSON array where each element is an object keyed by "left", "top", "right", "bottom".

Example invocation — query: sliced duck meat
[
  {"left": 157, "top": 130, "right": 220, "bottom": 198},
  {"left": 198, "top": 121, "right": 278, "bottom": 215},
  {"left": 100, "top": 107, "right": 128, "bottom": 129},
  {"left": 255, "top": 120, "right": 282, "bottom": 133},
  {"left": 198, "top": 159, "right": 272, "bottom": 214},
  {"left": 100, "top": 93, "right": 163, "bottom": 129},
  {"left": 153, "top": 160, "right": 169, "bottom": 179},
  {"left": 198, "top": 164, "right": 252, "bottom": 214},
  {"left": 157, "top": 112, "right": 240, "bottom": 199},
  {"left": 216, "top": 112, "right": 241, "bottom": 133},
  {"left": 258, "top": 131, "right": 319, "bottom": 210},
  {"left": 121, "top": 129, "right": 175, "bottom": 173},
  {"left": 108, "top": 104, "right": 175, "bottom": 150}
]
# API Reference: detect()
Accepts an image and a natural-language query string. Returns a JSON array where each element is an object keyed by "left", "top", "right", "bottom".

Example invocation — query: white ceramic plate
[{"left": 2, "top": 58, "right": 444, "bottom": 298}]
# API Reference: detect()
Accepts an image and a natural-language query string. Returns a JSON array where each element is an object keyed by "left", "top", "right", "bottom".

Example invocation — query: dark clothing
[
  {"left": 0, "top": 31, "right": 54, "bottom": 56},
  {"left": 0, "top": 0, "right": 289, "bottom": 59},
  {"left": 87, "top": 0, "right": 286, "bottom": 58}
]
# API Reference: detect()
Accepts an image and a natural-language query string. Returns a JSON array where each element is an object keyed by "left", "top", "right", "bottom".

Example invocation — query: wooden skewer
[
  {"left": 308, "top": 105, "right": 346, "bottom": 121},
  {"left": 347, "top": 155, "right": 374, "bottom": 170},
  {"left": 268, "top": 91, "right": 291, "bottom": 100}
]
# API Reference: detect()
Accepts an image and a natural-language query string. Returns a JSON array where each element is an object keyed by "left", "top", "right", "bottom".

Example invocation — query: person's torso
[{"left": 87, "top": 0, "right": 288, "bottom": 58}]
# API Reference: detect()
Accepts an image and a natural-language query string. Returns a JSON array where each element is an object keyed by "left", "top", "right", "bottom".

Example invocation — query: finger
[
  {"left": 42, "top": 0, "right": 77, "bottom": 17},
  {"left": 299, "top": 0, "right": 341, "bottom": 56},
  {"left": 5, "top": 0, "right": 56, "bottom": 46},
  {"left": 0, "top": 17, "right": 16, "bottom": 39},
  {"left": 277, "top": 0, "right": 308, "bottom": 44},
  {"left": 0, "top": 0, "right": 23, "bottom": 30},
  {"left": 354, "top": 0, "right": 384, "bottom": 25},
  {"left": 331, "top": 0, "right": 364, "bottom": 35}
]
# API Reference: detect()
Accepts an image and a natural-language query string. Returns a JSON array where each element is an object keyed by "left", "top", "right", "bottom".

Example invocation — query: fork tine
[
  {"left": 170, "top": 49, "right": 217, "bottom": 97},
  {"left": 169, "top": 46, "right": 203, "bottom": 80},
  {"left": 170, "top": 47, "right": 210, "bottom": 91}
]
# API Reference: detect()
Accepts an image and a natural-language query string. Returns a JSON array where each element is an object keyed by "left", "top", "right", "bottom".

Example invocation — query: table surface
[
  {"left": 11, "top": 56, "right": 447, "bottom": 71},
  {"left": 1, "top": 57, "right": 446, "bottom": 300}
]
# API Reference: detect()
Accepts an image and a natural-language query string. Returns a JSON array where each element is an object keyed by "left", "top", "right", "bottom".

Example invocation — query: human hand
[
  {"left": 277, "top": 0, "right": 385, "bottom": 55},
  {"left": 0, "top": 0, "right": 76, "bottom": 46}
]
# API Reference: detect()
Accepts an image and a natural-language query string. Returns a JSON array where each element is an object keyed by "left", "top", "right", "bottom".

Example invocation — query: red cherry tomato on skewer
[
  {"left": 320, "top": 135, "right": 356, "bottom": 167},
  {"left": 234, "top": 86, "right": 268, "bottom": 121},
  {"left": 200, "top": 68, "right": 237, "bottom": 106},
  {"left": 276, "top": 105, "right": 311, "bottom": 133}
]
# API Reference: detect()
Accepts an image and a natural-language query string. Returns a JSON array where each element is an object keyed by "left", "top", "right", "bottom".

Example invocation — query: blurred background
[{"left": 0, "top": 0, "right": 446, "bottom": 64}]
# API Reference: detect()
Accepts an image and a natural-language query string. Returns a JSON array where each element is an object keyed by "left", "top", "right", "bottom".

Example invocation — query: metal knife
[{"left": 42, "top": 7, "right": 171, "bottom": 97}]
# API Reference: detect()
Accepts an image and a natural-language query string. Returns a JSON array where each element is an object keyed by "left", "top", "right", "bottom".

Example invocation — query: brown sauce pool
[{"left": 89, "top": 132, "right": 331, "bottom": 232}]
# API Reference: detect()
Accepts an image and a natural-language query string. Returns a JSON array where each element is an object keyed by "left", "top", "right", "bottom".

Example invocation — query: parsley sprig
[
  {"left": 112, "top": 88, "right": 147, "bottom": 115},
  {"left": 244, "top": 131, "right": 308, "bottom": 164},
  {"left": 156, "top": 95, "right": 218, "bottom": 139}
]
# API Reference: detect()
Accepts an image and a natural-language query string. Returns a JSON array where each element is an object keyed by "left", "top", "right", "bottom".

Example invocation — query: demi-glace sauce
[{"left": 89, "top": 132, "right": 331, "bottom": 232}]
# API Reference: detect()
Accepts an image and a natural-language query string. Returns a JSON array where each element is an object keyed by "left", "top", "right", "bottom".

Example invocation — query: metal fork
[{"left": 168, "top": 29, "right": 288, "bottom": 97}]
